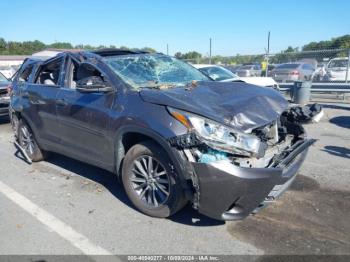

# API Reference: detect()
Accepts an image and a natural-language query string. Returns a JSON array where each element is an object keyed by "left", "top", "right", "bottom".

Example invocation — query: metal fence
[{"left": 183, "top": 48, "right": 350, "bottom": 84}]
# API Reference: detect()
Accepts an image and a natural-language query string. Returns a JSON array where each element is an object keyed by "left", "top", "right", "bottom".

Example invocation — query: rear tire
[
  {"left": 18, "top": 120, "right": 48, "bottom": 162},
  {"left": 122, "top": 141, "right": 187, "bottom": 218}
]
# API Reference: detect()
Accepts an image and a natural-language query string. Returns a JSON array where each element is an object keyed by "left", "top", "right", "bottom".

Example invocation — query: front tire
[
  {"left": 122, "top": 141, "right": 187, "bottom": 218},
  {"left": 18, "top": 120, "right": 47, "bottom": 162}
]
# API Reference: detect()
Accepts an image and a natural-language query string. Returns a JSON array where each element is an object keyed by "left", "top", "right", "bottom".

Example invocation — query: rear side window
[
  {"left": 35, "top": 58, "right": 63, "bottom": 86},
  {"left": 276, "top": 63, "right": 300, "bottom": 69}
]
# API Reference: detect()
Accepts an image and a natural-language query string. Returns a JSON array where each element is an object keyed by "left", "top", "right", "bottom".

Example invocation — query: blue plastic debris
[{"left": 199, "top": 149, "right": 228, "bottom": 163}]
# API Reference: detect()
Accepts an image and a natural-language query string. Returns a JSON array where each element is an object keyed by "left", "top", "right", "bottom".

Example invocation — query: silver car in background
[
  {"left": 271, "top": 63, "right": 315, "bottom": 82},
  {"left": 235, "top": 64, "right": 262, "bottom": 77}
]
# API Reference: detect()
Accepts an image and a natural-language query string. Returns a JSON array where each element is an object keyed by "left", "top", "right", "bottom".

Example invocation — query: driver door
[{"left": 55, "top": 57, "right": 116, "bottom": 169}]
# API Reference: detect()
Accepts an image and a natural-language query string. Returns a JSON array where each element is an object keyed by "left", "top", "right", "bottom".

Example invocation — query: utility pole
[
  {"left": 166, "top": 44, "right": 169, "bottom": 56},
  {"left": 209, "top": 38, "right": 212, "bottom": 64},
  {"left": 265, "top": 31, "right": 270, "bottom": 77}
]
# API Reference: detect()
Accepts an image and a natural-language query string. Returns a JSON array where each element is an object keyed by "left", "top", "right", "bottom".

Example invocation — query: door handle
[{"left": 56, "top": 99, "right": 68, "bottom": 106}]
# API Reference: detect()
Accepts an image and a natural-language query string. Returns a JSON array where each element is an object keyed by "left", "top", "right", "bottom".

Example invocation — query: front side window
[
  {"left": 276, "top": 63, "right": 300, "bottom": 69},
  {"left": 35, "top": 58, "right": 63, "bottom": 86},
  {"left": 66, "top": 59, "right": 106, "bottom": 89},
  {"left": 328, "top": 59, "right": 348, "bottom": 69},
  {"left": 103, "top": 54, "right": 208, "bottom": 89}
]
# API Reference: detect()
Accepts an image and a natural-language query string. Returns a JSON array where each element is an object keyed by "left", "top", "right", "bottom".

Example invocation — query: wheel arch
[{"left": 114, "top": 126, "right": 191, "bottom": 192}]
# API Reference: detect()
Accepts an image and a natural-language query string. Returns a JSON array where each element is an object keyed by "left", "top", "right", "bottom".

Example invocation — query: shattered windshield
[{"left": 103, "top": 54, "right": 209, "bottom": 89}]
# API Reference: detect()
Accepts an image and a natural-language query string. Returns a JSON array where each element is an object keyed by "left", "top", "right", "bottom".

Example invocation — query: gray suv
[{"left": 10, "top": 49, "right": 314, "bottom": 221}]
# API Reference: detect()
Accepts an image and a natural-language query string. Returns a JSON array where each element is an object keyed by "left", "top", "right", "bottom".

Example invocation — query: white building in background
[
  {"left": 0, "top": 48, "right": 82, "bottom": 78},
  {"left": 31, "top": 48, "right": 82, "bottom": 59},
  {"left": 0, "top": 55, "right": 28, "bottom": 78}
]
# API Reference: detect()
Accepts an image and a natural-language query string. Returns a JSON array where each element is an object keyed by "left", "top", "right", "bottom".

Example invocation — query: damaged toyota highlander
[{"left": 10, "top": 49, "right": 317, "bottom": 221}]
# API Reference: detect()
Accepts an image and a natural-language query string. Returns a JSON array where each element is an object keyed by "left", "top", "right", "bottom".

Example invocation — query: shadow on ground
[
  {"left": 0, "top": 115, "right": 10, "bottom": 125},
  {"left": 227, "top": 175, "right": 350, "bottom": 255},
  {"left": 329, "top": 116, "right": 350, "bottom": 129},
  {"left": 320, "top": 103, "right": 350, "bottom": 111},
  {"left": 34, "top": 153, "right": 222, "bottom": 227},
  {"left": 322, "top": 146, "right": 350, "bottom": 159}
]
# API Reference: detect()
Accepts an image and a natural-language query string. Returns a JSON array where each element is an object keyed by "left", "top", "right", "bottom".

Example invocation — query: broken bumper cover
[{"left": 192, "top": 138, "right": 315, "bottom": 221}]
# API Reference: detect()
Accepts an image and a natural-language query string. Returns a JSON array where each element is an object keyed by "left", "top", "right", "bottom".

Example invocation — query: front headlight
[{"left": 168, "top": 107, "right": 263, "bottom": 157}]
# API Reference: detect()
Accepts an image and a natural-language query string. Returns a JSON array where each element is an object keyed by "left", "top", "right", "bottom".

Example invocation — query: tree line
[
  {"left": 175, "top": 35, "right": 350, "bottom": 65},
  {"left": 1, "top": 34, "right": 349, "bottom": 65},
  {"left": 0, "top": 38, "right": 156, "bottom": 55}
]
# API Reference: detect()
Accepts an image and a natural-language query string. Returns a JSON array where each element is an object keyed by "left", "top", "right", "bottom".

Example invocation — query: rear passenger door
[{"left": 21, "top": 56, "right": 65, "bottom": 147}]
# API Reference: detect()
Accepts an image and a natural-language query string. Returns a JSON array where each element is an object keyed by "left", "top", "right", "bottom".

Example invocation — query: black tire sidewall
[{"left": 122, "top": 141, "right": 186, "bottom": 218}]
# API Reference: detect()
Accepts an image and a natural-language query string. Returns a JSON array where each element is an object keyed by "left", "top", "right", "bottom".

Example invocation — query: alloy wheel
[
  {"left": 130, "top": 155, "right": 170, "bottom": 207},
  {"left": 20, "top": 125, "right": 35, "bottom": 156}
]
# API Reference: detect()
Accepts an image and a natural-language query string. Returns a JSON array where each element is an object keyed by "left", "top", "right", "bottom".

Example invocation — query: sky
[{"left": 0, "top": 0, "right": 349, "bottom": 56}]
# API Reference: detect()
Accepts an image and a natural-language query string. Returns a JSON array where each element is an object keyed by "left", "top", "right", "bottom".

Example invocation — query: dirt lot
[{"left": 0, "top": 102, "right": 349, "bottom": 258}]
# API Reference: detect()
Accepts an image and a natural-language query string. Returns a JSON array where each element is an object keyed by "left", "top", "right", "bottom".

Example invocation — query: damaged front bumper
[{"left": 190, "top": 138, "right": 315, "bottom": 221}]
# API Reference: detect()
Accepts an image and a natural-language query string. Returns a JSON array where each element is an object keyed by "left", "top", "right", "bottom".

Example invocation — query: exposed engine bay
[{"left": 169, "top": 104, "right": 322, "bottom": 169}]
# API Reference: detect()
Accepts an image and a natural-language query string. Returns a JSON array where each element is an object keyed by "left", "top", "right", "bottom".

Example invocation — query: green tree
[{"left": 48, "top": 42, "right": 73, "bottom": 49}]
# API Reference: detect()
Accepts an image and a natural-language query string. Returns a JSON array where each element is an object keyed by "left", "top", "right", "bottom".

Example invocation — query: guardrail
[{"left": 279, "top": 83, "right": 350, "bottom": 93}]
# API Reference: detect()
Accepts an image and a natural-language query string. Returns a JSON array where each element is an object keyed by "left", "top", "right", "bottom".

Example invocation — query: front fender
[{"left": 113, "top": 125, "right": 193, "bottom": 197}]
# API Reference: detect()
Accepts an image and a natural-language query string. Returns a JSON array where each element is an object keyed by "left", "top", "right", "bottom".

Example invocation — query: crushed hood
[{"left": 140, "top": 81, "right": 288, "bottom": 133}]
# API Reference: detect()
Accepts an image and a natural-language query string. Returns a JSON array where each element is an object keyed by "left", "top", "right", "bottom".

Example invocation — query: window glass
[
  {"left": 328, "top": 59, "right": 348, "bottom": 68},
  {"left": 35, "top": 58, "right": 63, "bottom": 86},
  {"left": 276, "top": 63, "right": 300, "bottom": 69},
  {"left": 67, "top": 61, "right": 105, "bottom": 89}
]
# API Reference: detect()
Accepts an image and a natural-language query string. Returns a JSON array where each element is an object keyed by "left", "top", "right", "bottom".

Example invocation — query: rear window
[{"left": 276, "top": 63, "right": 300, "bottom": 69}]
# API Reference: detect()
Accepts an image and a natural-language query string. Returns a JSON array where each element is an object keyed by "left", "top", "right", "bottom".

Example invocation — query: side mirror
[{"left": 76, "top": 76, "right": 113, "bottom": 93}]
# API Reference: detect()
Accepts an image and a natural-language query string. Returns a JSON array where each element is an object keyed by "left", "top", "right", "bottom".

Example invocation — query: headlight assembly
[{"left": 168, "top": 107, "right": 265, "bottom": 157}]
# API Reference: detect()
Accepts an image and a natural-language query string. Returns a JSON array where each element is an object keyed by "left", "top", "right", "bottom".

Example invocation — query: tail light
[
  {"left": 290, "top": 70, "right": 299, "bottom": 76},
  {"left": 6, "top": 84, "right": 13, "bottom": 95}
]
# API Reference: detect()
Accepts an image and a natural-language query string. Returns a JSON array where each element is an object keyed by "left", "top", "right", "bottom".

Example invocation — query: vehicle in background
[
  {"left": 271, "top": 63, "right": 315, "bottom": 82},
  {"left": 235, "top": 64, "right": 262, "bottom": 77},
  {"left": 194, "top": 64, "right": 279, "bottom": 89},
  {"left": 224, "top": 65, "right": 241, "bottom": 74},
  {"left": 0, "top": 72, "right": 11, "bottom": 117},
  {"left": 261, "top": 64, "right": 277, "bottom": 77},
  {"left": 0, "top": 66, "right": 16, "bottom": 79},
  {"left": 313, "top": 63, "right": 327, "bottom": 81},
  {"left": 323, "top": 57, "right": 350, "bottom": 81}
]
